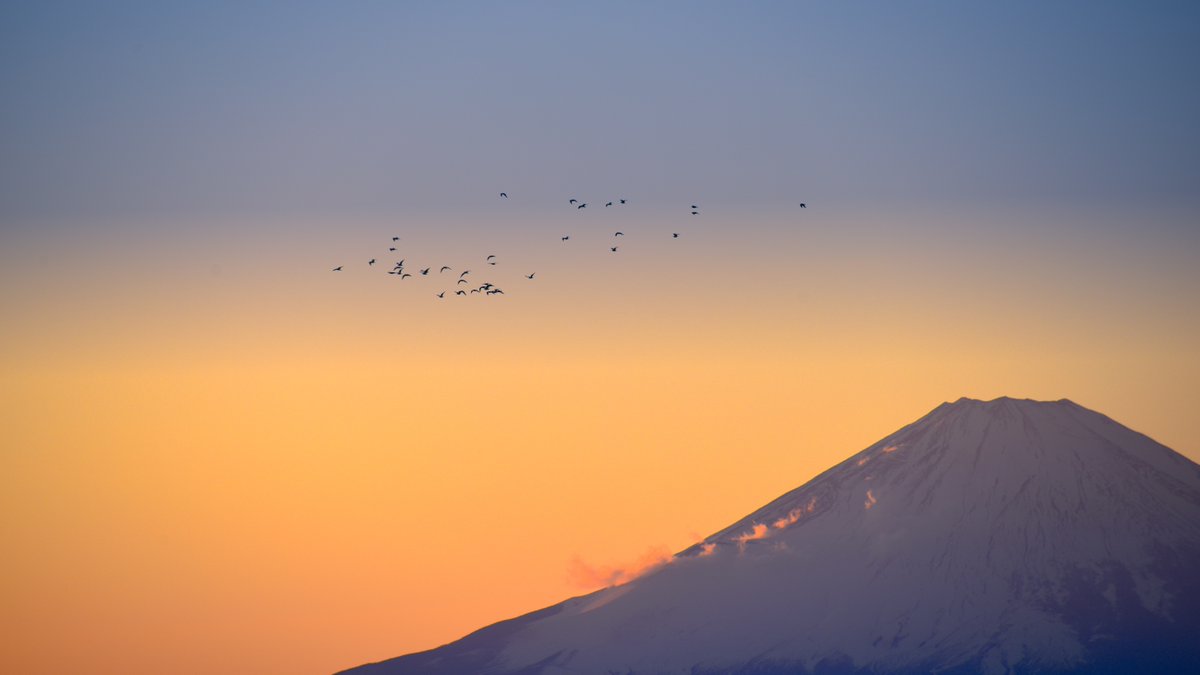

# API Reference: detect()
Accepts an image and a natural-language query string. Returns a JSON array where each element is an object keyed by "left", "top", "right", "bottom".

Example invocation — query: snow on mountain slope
[{"left": 339, "top": 397, "right": 1200, "bottom": 675}]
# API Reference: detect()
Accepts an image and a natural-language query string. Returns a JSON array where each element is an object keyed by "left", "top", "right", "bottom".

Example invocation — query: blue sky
[{"left": 2, "top": 1, "right": 1198, "bottom": 226}]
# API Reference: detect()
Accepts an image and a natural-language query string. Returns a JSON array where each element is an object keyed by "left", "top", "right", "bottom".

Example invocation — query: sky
[{"left": 2, "top": 2, "right": 1199, "bottom": 674}]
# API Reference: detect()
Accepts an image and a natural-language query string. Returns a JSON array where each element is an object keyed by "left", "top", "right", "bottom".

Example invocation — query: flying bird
[
  {"left": 673, "top": 233, "right": 680, "bottom": 238},
  {"left": 610, "top": 246, "right": 618, "bottom": 252},
  {"left": 569, "top": 199, "right": 577, "bottom": 204},
  {"left": 526, "top": 273, "right": 535, "bottom": 279},
  {"left": 799, "top": 203, "right": 806, "bottom": 208},
  {"left": 436, "top": 292, "right": 444, "bottom": 298},
  {"left": 368, "top": 259, "right": 376, "bottom": 265},
  {"left": 457, "top": 279, "right": 469, "bottom": 285},
  {"left": 619, "top": 199, "right": 626, "bottom": 204},
  {"left": 440, "top": 266, "right": 452, "bottom": 273},
  {"left": 332, "top": 266, "right": 342, "bottom": 271},
  {"left": 605, "top": 202, "right": 613, "bottom": 207},
  {"left": 614, "top": 232, "right": 624, "bottom": 236},
  {"left": 691, "top": 205, "right": 698, "bottom": 209},
  {"left": 500, "top": 192, "right": 508, "bottom": 198},
  {"left": 691, "top": 211, "right": 698, "bottom": 215},
  {"left": 455, "top": 290, "right": 466, "bottom": 296},
  {"left": 459, "top": 270, "right": 470, "bottom": 278},
  {"left": 420, "top": 268, "right": 430, "bottom": 275},
  {"left": 401, "top": 273, "right": 412, "bottom": 279},
  {"left": 487, "top": 255, "right": 496, "bottom": 265},
  {"left": 471, "top": 289, "right": 480, "bottom": 294},
  {"left": 389, "top": 247, "right": 396, "bottom": 251},
  {"left": 392, "top": 237, "right": 400, "bottom": 241},
  {"left": 561, "top": 236, "right": 570, "bottom": 241},
  {"left": 577, "top": 203, "right": 587, "bottom": 209}
]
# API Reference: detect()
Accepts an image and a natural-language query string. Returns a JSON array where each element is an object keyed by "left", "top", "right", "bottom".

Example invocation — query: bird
[
  {"left": 500, "top": 192, "right": 508, "bottom": 198},
  {"left": 332, "top": 266, "right": 342, "bottom": 271},
  {"left": 526, "top": 273, "right": 535, "bottom": 279},
  {"left": 691, "top": 211, "right": 698, "bottom": 215},
  {"left": 455, "top": 290, "right": 466, "bottom": 296},
  {"left": 610, "top": 246, "right": 618, "bottom": 252},
  {"left": 420, "top": 267, "right": 430, "bottom": 275},
  {"left": 440, "top": 266, "right": 452, "bottom": 273},
  {"left": 614, "top": 232, "right": 624, "bottom": 236},
  {"left": 397, "top": 259, "right": 405, "bottom": 268},
  {"left": 577, "top": 203, "right": 587, "bottom": 209},
  {"left": 799, "top": 203, "right": 806, "bottom": 208},
  {"left": 487, "top": 289, "right": 505, "bottom": 295},
  {"left": 392, "top": 236, "right": 400, "bottom": 241},
  {"left": 569, "top": 198, "right": 577, "bottom": 204},
  {"left": 619, "top": 199, "right": 626, "bottom": 204},
  {"left": 459, "top": 270, "right": 470, "bottom": 278},
  {"left": 673, "top": 233, "right": 680, "bottom": 238},
  {"left": 400, "top": 273, "right": 412, "bottom": 279},
  {"left": 691, "top": 205, "right": 698, "bottom": 209},
  {"left": 480, "top": 283, "right": 494, "bottom": 290},
  {"left": 471, "top": 288, "right": 480, "bottom": 294},
  {"left": 389, "top": 247, "right": 397, "bottom": 251},
  {"left": 605, "top": 201, "right": 613, "bottom": 207},
  {"left": 487, "top": 255, "right": 497, "bottom": 265},
  {"left": 437, "top": 292, "right": 445, "bottom": 298},
  {"left": 457, "top": 279, "right": 469, "bottom": 285},
  {"left": 368, "top": 259, "right": 376, "bottom": 265},
  {"left": 562, "top": 236, "right": 570, "bottom": 241}
]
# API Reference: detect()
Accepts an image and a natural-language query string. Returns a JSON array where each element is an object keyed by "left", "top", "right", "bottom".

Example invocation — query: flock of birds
[{"left": 331, "top": 194, "right": 808, "bottom": 298}]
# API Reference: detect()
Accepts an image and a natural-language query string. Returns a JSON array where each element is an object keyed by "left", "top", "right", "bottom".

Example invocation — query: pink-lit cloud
[{"left": 567, "top": 546, "right": 673, "bottom": 589}]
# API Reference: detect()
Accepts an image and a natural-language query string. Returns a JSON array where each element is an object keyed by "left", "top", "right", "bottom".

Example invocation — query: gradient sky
[{"left": 2, "top": 2, "right": 1199, "bottom": 674}]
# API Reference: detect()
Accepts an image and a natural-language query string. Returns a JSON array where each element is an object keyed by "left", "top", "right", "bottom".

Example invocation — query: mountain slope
[{"left": 339, "top": 397, "right": 1200, "bottom": 675}]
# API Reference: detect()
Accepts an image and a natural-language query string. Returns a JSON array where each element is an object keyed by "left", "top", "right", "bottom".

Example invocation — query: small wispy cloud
[{"left": 568, "top": 546, "right": 673, "bottom": 589}]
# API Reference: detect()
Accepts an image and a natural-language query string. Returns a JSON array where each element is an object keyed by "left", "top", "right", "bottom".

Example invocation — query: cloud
[{"left": 568, "top": 546, "right": 673, "bottom": 589}]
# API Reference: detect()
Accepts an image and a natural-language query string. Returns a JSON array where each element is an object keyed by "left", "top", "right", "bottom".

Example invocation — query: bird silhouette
[
  {"left": 459, "top": 270, "right": 470, "bottom": 278},
  {"left": 562, "top": 236, "right": 570, "bottom": 241},
  {"left": 455, "top": 290, "right": 466, "bottom": 296},
  {"left": 332, "top": 266, "right": 342, "bottom": 271},
  {"left": 673, "top": 233, "right": 680, "bottom": 238},
  {"left": 610, "top": 246, "right": 618, "bottom": 252},
  {"left": 480, "top": 283, "right": 493, "bottom": 290},
  {"left": 400, "top": 273, "right": 412, "bottom": 279},
  {"left": 569, "top": 198, "right": 577, "bottom": 204},
  {"left": 500, "top": 192, "right": 508, "bottom": 198},
  {"left": 437, "top": 292, "right": 445, "bottom": 298},
  {"left": 420, "top": 268, "right": 430, "bottom": 275},
  {"left": 457, "top": 279, "right": 468, "bottom": 285},
  {"left": 614, "top": 232, "right": 624, "bottom": 236},
  {"left": 799, "top": 203, "right": 806, "bottom": 208},
  {"left": 487, "top": 289, "right": 505, "bottom": 295},
  {"left": 440, "top": 266, "right": 452, "bottom": 273},
  {"left": 605, "top": 201, "right": 613, "bottom": 207},
  {"left": 619, "top": 199, "right": 626, "bottom": 204},
  {"left": 368, "top": 259, "right": 376, "bottom": 265},
  {"left": 392, "top": 236, "right": 400, "bottom": 241},
  {"left": 471, "top": 288, "right": 480, "bottom": 293},
  {"left": 691, "top": 205, "right": 698, "bottom": 209},
  {"left": 577, "top": 203, "right": 587, "bottom": 209},
  {"left": 486, "top": 255, "right": 497, "bottom": 265},
  {"left": 526, "top": 273, "right": 535, "bottom": 279},
  {"left": 691, "top": 211, "right": 698, "bottom": 215},
  {"left": 389, "top": 247, "right": 396, "bottom": 251}
]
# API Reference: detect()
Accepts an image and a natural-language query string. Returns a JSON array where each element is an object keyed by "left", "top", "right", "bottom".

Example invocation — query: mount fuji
[{"left": 339, "top": 397, "right": 1200, "bottom": 674}]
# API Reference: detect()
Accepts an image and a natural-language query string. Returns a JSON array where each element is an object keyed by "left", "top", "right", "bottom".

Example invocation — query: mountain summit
[{"left": 340, "top": 398, "right": 1200, "bottom": 674}]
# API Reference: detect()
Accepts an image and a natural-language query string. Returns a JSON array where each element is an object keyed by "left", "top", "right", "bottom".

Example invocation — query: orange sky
[{"left": 2, "top": 209, "right": 1198, "bottom": 674}]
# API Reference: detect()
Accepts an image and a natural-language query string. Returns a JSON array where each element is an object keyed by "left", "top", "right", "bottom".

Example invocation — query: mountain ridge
[{"left": 339, "top": 397, "right": 1200, "bottom": 675}]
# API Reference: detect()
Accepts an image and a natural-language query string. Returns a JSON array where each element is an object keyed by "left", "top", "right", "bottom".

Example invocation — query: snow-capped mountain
[{"left": 339, "top": 397, "right": 1200, "bottom": 674}]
